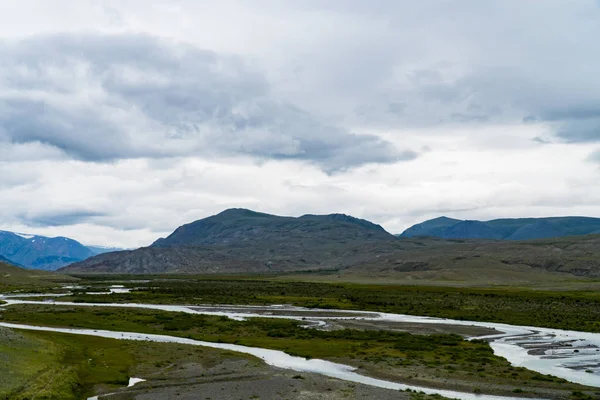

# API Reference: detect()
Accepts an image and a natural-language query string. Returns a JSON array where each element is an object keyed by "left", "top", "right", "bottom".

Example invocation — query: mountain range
[
  {"left": 63, "top": 208, "right": 399, "bottom": 274},
  {"left": 400, "top": 216, "right": 600, "bottom": 240},
  {"left": 62, "top": 209, "right": 600, "bottom": 279},
  {"left": 0, "top": 230, "right": 120, "bottom": 271}
]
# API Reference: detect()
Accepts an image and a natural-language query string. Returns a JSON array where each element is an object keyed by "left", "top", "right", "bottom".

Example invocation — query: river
[{"left": 1, "top": 294, "right": 599, "bottom": 399}]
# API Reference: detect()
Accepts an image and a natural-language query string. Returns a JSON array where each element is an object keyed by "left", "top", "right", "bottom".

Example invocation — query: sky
[{"left": 1, "top": 0, "right": 600, "bottom": 248}]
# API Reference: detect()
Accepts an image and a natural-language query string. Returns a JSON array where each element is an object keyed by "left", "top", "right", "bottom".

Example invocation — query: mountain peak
[
  {"left": 151, "top": 209, "right": 394, "bottom": 248},
  {"left": 433, "top": 216, "right": 461, "bottom": 222},
  {"left": 0, "top": 229, "right": 97, "bottom": 270},
  {"left": 214, "top": 208, "right": 276, "bottom": 219},
  {"left": 401, "top": 216, "right": 600, "bottom": 240},
  {"left": 64, "top": 208, "right": 398, "bottom": 274}
]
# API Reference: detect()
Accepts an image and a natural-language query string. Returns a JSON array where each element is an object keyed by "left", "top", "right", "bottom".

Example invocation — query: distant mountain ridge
[
  {"left": 87, "top": 246, "right": 125, "bottom": 255},
  {"left": 0, "top": 254, "right": 24, "bottom": 268},
  {"left": 152, "top": 208, "right": 391, "bottom": 247},
  {"left": 400, "top": 216, "right": 600, "bottom": 240},
  {"left": 61, "top": 209, "right": 600, "bottom": 278},
  {"left": 63, "top": 208, "right": 397, "bottom": 274},
  {"left": 0, "top": 230, "right": 121, "bottom": 271}
]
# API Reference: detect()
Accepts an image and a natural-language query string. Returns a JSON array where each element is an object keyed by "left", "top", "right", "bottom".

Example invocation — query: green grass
[
  {"left": 61, "top": 277, "right": 600, "bottom": 332},
  {"left": 0, "top": 262, "right": 77, "bottom": 293},
  {"left": 0, "top": 326, "right": 252, "bottom": 399},
  {"left": 0, "top": 328, "right": 135, "bottom": 399},
  {"left": 0, "top": 328, "right": 60, "bottom": 399},
  {"left": 0, "top": 304, "right": 591, "bottom": 397}
]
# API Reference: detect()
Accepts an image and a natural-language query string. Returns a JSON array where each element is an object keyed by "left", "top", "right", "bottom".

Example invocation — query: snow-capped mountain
[{"left": 0, "top": 230, "right": 119, "bottom": 270}]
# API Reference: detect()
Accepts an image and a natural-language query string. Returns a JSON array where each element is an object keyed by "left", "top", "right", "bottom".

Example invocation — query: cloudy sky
[{"left": 1, "top": 0, "right": 600, "bottom": 248}]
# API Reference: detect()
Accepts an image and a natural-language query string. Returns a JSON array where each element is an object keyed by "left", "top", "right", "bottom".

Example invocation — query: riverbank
[
  {"left": 2, "top": 326, "right": 420, "bottom": 400},
  {"left": 2, "top": 278, "right": 600, "bottom": 399},
  {"left": 0, "top": 322, "right": 543, "bottom": 400},
  {"left": 1, "top": 300, "right": 598, "bottom": 399},
  {"left": 49, "top": 277, "right": 600, "bottom": 333}
]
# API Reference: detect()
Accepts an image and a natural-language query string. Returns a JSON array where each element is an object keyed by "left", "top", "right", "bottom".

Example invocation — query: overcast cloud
[{"left": 0, "top": 0, "right": 599, "bottom": 247}]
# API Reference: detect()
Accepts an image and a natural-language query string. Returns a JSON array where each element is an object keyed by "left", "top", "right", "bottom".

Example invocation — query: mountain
[
  {"left": 400, "top": 216, "right": 600, "bottom": 240},
  {"left": 342, "top": 234, "right": 600, "bottom": 282},
  {"left": 397, "top": 216, "right": 461, "bottom": 238},
  {"left": 152, "top": 208, "right": 393, "bottom": 247},
  {"left": 87, "top": 246, "right": 124, "bottom": 255},
  {"left": 0, "top": 230, "right": 96, "bottom": 271},
  {"left": 0, "top": 255, "right": 24, "bottom": 268},
  {"left": 0, "top": 260, "right": 77, "bottom": 289},
  {"left": 60, "top": 209, "right": 600, "bottom": 280},
  {"left": 62, "top": 208, "right": 399, "bottom": 274}
]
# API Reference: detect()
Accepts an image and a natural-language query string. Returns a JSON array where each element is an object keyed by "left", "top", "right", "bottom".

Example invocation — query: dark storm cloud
[
  {"left": 18, "top": 210, "right": 107, "bottom": 227},
  {"left": 373, "top": 68, "right": 600, "bottom": 145},
  {"left": 554, "top": 119, "right": 600, "bottom": 143},
  {"left": 1, "top": 98, "right": 131, "bottom": 160},
  {"left": 297, "top": 1, "right": 600, "bottom": 146},
  {"left": 525, "top": 107, "right": 600, "bottom": 143},
  {"left": 0, "top": 33, "right": 415, "bottom": 171}
]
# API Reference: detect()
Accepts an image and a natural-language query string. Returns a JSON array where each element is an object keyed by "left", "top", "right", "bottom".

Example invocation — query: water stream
[
  {"left": 2, "top": 293, "right": 600, "bottom": 398},
  {"left": 0, "top": 321, "right": 539, "bottom": 400}
]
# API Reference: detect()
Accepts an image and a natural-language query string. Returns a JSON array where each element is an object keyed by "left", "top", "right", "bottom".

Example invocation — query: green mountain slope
[
  {"left": 400, "top": 216, "right": 600, "bottom": 240},
  {"left": 62, "top": 208, "right": 398, "bottom": 274},
  {"left": 61, "top": 209, "right": 600, "bottom": 280},
  {"left": 152, "top": 208, "right": 393, "bottom": 247},
  {"left": 0, "top": 261, "right": 76, "bottom": 290}
]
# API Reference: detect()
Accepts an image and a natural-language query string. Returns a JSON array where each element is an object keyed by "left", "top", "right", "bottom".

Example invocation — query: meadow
[
  {"left": 62, "top": 276, "right": 600, "bottom": 332},
  {"left": 0, "top": 304, "right": 594, "bottom": 398},
  {"left": 3, "top": 275, "right": 600, "bottom": 398},
  {"left": 0, "top": 325, "right": 258, "bottom": 400}
]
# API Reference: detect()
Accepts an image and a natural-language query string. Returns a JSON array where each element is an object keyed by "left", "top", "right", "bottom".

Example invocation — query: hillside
[
  {"left": 61, "top": 209, "right": 600, "bottom": 280},
  {"left": 0, "top": 261, "right": 76, "bottom": 290},
  {"left": 153, "top": 208, "right": 393, "bottom": 247},
  {"left": 62, "top": 208, "right": 400, "bottom": 274},
  {"left": 400, "top": 216, "right": 600, "bottom": 240},
  {"left": 0, "top": 255, "right": 23, "bottom": 268},
  {"left": 0, "top": 230, "right": 102, "bottom": 270},
  {"left": 62, "top": 234, "right": 600, "bottom": 280},
  {"left": 343, "top": 235, "right": 600, "bottom": 282},
  {"left": 87, "top": 246, "right": 125, "bottom": 255}
]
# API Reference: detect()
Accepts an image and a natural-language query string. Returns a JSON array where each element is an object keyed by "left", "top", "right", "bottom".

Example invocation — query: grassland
[
  {"left": 0, "top": 262, "right": 77, "bottom": 292},
  {"left": 2, "top": 325, "right": 449, "bottom": 400},
  {"left": 0, "top": 325, "right": 260, "bottom": 400},
  {"left": 4, "top": 275, "right": 600, "bottom": 398},
  {"left": 61, "top": 276, "right": 600, "bottom": 332},
  {"left": 0, "top": 304, "right": 596, "bottom": 398}
]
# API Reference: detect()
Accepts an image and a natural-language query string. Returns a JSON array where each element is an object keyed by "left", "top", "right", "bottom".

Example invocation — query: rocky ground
[{"left": 104, "top": 359, "right": 412, "bottom": 400}]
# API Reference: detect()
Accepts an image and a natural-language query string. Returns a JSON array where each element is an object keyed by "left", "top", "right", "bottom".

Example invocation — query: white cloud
[{"left": 0, "top": 0, "right": 599, "bottom": 247}]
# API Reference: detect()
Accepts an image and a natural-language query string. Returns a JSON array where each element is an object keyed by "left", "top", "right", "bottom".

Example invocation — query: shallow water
[
  {"left": 84, "top": 377, "right": 145, "bottom": 400},
  {"left": 108, "top": 285, "right": 132, "bottom": 294},
  {"left": 127, "top": 377, "right": 145, "bottom": 387},
  {"left": 0, "top": 321, "right": 540, "bottom": 400},
  {"left": 3, "top": 298, "right": 600, "bottom": 387},
  {"left": 5, "top": 299, "right": 600, "bottom": 385},
  {"left": 3, "top": 293, "right": 600, "bottom": 396}
]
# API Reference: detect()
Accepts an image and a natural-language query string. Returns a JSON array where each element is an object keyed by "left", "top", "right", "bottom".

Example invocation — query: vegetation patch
[
  {"left": 0, "top": 305, "right": 592, "bottom": 397},
  {"left": 0, "top": 325, "right": 252, "bottom": 399},
  {"left": 62, "top": 277, "right": 600, "bottom": 332}
]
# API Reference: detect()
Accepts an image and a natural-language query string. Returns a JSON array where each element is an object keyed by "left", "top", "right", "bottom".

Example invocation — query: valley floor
[
  {"left": 1, "top": 276, "right": 600, "bottom": 400},
  {"left": 0, "top": 327, "right": 416, "bottom": 400}
]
